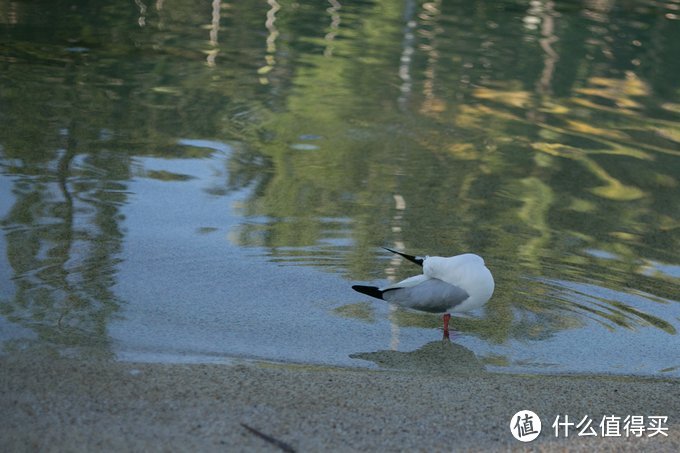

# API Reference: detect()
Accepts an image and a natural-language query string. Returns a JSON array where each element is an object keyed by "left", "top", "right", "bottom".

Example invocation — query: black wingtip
[
  {"left": 381, "top": 247, "right": 424, "bottom": 267},
  {"left": 352, "top": 285, "right": 385, "bottom": 300}
]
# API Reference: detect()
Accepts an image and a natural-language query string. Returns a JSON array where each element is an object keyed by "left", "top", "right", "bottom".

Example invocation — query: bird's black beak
[{"left": 382, "top": 247, "right": 424, "bottom": 266}]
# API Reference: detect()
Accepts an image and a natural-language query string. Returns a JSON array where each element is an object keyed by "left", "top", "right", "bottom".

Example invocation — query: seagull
[{"left": 352, "top": 247, "right": 494, "bottom": 339}]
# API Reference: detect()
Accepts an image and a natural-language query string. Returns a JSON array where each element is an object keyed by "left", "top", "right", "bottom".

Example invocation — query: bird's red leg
[{"left": 442, "top": 313, "right": 451, "bottom": 340}]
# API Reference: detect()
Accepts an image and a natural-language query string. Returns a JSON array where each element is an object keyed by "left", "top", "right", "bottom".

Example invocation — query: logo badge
[{"left": 511, "top": 410, "right": 542, "bottom": 442}]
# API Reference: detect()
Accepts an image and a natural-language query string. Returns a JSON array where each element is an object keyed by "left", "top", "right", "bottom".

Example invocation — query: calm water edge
[{"left": 1, "top": 0, "right": 679, "bottom": 377}]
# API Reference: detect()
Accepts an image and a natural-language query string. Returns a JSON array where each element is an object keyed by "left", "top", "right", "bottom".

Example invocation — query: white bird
[{"left": 352, "top": 248, "right": 495, "bottom": 339}]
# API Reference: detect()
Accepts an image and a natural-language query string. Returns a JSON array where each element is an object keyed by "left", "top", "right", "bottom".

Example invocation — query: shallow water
[{"left": 1, "top": 0, "right": 679, "bottom": 377}]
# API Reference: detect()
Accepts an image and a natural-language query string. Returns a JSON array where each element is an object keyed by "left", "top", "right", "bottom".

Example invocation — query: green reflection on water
[
  {"left": 0, "top": 0, "right": 678, "bottom": 361},
  {"left": 0, "top": 127, "right": 127, "bottom": 358}
]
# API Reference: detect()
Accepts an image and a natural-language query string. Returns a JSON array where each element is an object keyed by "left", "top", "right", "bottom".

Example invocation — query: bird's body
[{"left": 352, "top": 248, "right": 494, "bottom": 338}]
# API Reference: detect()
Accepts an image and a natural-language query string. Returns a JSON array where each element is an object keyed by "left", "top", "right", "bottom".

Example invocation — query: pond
[{"left": 1, "top": 0, "right": 679, "bottom": 377}]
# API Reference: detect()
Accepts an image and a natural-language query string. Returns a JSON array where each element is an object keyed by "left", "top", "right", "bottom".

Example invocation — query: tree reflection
[{"left": 1, "top": 121, "right": 128, "bottom": 357}]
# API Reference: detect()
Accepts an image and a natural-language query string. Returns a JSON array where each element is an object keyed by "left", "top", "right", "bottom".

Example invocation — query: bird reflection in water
[{"left": 351, "top": 340, "right": 485, "bottom": 375}]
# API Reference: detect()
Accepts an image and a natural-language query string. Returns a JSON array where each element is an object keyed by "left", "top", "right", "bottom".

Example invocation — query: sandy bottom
[{"left": 1, "top": 352, "right": 678, "bottom": 452}]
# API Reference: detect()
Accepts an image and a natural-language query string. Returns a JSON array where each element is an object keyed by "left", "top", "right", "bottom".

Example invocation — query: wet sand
[{"left": 1, "top": 354, "right": 677, "bottom": 452}]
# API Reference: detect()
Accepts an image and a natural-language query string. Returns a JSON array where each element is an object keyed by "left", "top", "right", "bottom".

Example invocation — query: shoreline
[{"left": 1, "top": 353, "right": 678, "bottom": 451}]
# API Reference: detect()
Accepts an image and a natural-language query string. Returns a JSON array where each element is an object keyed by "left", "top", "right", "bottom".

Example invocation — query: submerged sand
[{"left": 1, "top": 353, "right": 678, "bottom": 452}]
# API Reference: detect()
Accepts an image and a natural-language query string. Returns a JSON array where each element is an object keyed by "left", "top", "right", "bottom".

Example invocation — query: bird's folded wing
[
  {"left": 385, "top": 274, "right": 430, "bottom": 290},
  {"left": 383, "top": 278, "right": 469, "bottom": 313}
]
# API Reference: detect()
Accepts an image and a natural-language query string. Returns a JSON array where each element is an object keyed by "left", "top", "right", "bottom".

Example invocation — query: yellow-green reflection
[{"left": 333, "top": 302, "right": 376, "bottom": 324}]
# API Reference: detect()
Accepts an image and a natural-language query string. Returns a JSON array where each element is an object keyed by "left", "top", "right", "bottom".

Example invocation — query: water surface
[{"left": 1, "top": 0, "right": 679, "bottom": 377}]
